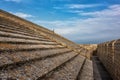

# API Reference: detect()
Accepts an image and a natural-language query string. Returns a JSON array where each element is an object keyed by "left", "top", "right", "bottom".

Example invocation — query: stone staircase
[{"left": 0, "top": 10, "right": 93, "bottom": 80}]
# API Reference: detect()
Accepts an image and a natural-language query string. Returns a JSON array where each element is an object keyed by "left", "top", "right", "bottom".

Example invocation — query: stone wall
[{"left": 97, "top": 39, "right": 120, "bottom": 80}]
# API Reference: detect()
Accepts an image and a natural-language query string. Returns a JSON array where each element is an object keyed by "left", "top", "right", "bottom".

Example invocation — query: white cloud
[
  {"left": 4, "top": 0, "right": 21, "bottom": 2},
  {"left": 13, "top": 12, "right": 33, "bottom": 18},
  {"left": 53, "top": 4, "right": 102, "bottom": 10},
  {"left": 34, "top": 4, "right": 120, "bottom": 43},
  {"left": 78, "top": 5, "right": 120, "bottom": 17},
  {"left": 67, "top": 10, "right": 84, "bottom": 13},
  {"left": 66, "top": 4, "right": 102, "bottom": 9}
]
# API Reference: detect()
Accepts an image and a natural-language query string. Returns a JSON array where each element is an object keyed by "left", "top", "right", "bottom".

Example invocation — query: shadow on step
[{"left": 92, "top": 56, "right": 113, "bottom": 80}]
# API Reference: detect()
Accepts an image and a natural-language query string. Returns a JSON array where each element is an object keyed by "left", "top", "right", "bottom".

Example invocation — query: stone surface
[{"left": 0, "top": 9, "right": 93, "bottom": 80}]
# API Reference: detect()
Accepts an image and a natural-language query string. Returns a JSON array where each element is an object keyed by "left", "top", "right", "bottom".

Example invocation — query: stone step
[
  {"left": 0, "top": 24, "right": 38, "bottom": 35},
  {"left": 0, "top": 25, "right": 45, "bottom": 37},
  {"left": 0, "top": 51, "right": 78, "bottom": 80},
  {"left": 78, "top": 59, "right": 93, "bottom": 80},
  {"left": 0, "top": 48, "right": 71, "bottom": 69},
  {"left": 40, "top": 54, "right": 85, "bottom": 80},
  {"left": 0, "top": 36, "right": 58, "bottom": 45},
  {"left": 0, "top": 26, "right": 47, "bottom": 39},
  {"left": 0, "top": 19, "right": 50, "bottom": 37},
  {"left": 92, "top": 56, "right": 113, "bottom": 80},
  {"left": 0, "top": 43, "right": 63, "bottom": 52}
]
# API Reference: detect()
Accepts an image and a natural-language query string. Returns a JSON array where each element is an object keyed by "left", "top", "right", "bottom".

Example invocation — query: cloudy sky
[{"left": 0, "top": 0, "right": 120, "bottom": 44}]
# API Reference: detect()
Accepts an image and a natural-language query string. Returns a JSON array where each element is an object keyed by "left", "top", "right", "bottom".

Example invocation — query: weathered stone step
[
  {"left": 0, "top": 48, "right": 71, "bottom": 69},
  {"left": 0, "top": 25, "right": 44, "bottom": 36},
  {"left": 0, "top": 43, "right": 63, "bottom": 52},
  {"left": 0, "top": 24, "right": 37, "bottom": 35},
  {"left": 0, "top": 51, "right": 78, "bottom": 80},
  {"left": 0, "top": 25, "right": 33, "bottom": 34},
  {"left": 0, "top": 36, "right": 58, "bottom": 45},
  {"left": 0, "top": 18, "right": 47, "bottom": 37},
  {"left": 0, "top": 19, "right": 29, "bottom": 30},
  {"left": 78, "top": 59, "right": 93, "bottom": 80},
  {"left": 0, "top": 26, "right": 47, "bottom": 39},
  {"left": 92, "top": 56, "right": 113, "bottom": 80},
  {"left": 40, "top": 54, "right": 85, "bottom": 80}
]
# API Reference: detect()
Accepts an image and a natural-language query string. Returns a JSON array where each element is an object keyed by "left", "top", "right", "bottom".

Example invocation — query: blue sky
[{"left": 0, "top": 0, "right": 120, "bottom": 44}]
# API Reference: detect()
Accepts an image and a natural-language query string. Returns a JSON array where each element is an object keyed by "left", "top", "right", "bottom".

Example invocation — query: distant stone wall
[
  {"left": 0, "top": 9, "right": 82, "bottom": 53},
  {"left": 79, "top": 44, "right": 97, "bottom": 59},
  {"left": 97, "top": 39, "right": 120, "bottom": 80},
  {"left": 79, "top": 44, "right": 97, "bottom": 50}
]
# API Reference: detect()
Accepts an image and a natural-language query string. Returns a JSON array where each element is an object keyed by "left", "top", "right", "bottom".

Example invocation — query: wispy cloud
[
  {"left": 13, "top": 12, "right": 34, "bottom": 18},
  {"left": 53, "top": 7, "right": 63, "bottom": 9},
  {"left": 66, "top": 4, "right": 102, "bottom": 9},
  {"left": 4, "top": 0, "right": 21, "bottom": 3},
  {"left": 79, "top": 5, "right": 120, "bottom": 17},
  {"left": 53, "top": 4, "right": 102, "bottom": 10},
  {"left": 34, "top": 4, "right": 120, "bottom": 43},
  {"left": 67, "top": 10, "right": 84, "bottom": 14}
]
